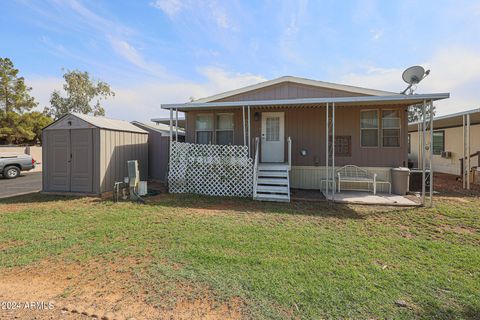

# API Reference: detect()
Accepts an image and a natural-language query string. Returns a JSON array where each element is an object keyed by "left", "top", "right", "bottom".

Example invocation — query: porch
[{"left": 289, "top": 188, "right": 419, "bottom": 206}]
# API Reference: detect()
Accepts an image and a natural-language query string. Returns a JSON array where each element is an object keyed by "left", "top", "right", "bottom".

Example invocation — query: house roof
[
  {"left": 44, "top": 113, "right": 147, "bottom": 134},
  {"left": 408, "top": 108, "right": 480, "bottom": 132},
  {"left": 150, "top": 117, "right": 186, "bottom": 129},
  {"left": 131, "top": 121, "right": 185, "bottom": 135},
  {"left": 193, "top": 76, "right": 397, "bottom": 103},
  {"left": 162, "top": 93, "right": 450, "bottom": 111}
]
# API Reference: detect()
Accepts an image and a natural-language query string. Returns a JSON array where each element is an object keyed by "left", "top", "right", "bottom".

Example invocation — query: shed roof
[
  {"left": 131, "top": 121, "right": 185, "bottom": 135},
  {"left": 150, "top": 117, "right": 186, "bottom": 128},
  {"left": 44, "top": 113, "right": 147, "bottom": 134}
]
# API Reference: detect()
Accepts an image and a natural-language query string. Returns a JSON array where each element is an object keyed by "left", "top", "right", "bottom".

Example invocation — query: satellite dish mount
[{"left": 401, "top": 65, "right": 430, "bottom": 95}]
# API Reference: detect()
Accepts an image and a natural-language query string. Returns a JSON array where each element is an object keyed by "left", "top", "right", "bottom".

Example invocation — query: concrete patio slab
[{"left": 324, "top": 191, "right": 419, "bottom": 206}]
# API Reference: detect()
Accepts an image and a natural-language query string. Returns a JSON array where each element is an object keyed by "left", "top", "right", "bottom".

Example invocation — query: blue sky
[{"left": 1, "top": 0, "right": 480, "bottom": 121}]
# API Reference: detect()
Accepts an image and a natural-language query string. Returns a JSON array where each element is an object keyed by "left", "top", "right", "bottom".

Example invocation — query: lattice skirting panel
[{"left": 168, "top": 142, "right": 253, "bottom": 197}]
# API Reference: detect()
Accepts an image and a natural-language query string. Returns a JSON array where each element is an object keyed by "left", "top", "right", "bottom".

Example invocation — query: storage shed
[{"left": 42, "top": 113, "right": 148, "bottom": 195}]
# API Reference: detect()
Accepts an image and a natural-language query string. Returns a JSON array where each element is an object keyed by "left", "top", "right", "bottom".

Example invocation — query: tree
[
  {"left": 46, "top": 70, "right": 115, "bottom": 119},
  {"left": 408, "top": 103, "right": 436, "bottom": 123},
  {"left": 0, "top": 57, "right": 38, "bottom": 144},
  {"left": 21, "top": 111, "right": 53, "bottom": 144},
  {"left": 0, "top": 110, "right": 52, "bottom": 145}
]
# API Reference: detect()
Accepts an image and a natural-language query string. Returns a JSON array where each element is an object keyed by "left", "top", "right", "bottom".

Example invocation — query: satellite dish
[
  {"left": 401, "top": 65, "right": 430, "bottom": 94},
  {"left": 402, "top": 66, "right": 426, "bottom": 84}
]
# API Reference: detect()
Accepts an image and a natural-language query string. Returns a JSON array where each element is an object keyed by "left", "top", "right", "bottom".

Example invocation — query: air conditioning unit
[{"left": 441, "top": 151, "right": 452, "bottom": 158}]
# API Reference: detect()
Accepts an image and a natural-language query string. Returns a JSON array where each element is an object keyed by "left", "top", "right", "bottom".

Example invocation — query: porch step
[
  {"left": 257, "top": 178, "right": 289, "bottom": 185},
  {"left": 254, "top": 193, "right": 290, "bottom": 202},
  {"left": 258, "top": 164, "right": 289, "bottom": 171},
  {"left": 256, "top": 185, "right": 289, "bottom": 194},
  {"left": 254, "top": 164, "right": 291, "bottom": 202},
  {"left": 257, "top": 170, "right": 288, "bottom": 178}
]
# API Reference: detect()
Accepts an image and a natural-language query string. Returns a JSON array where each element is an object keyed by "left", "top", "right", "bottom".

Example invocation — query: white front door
[{"left": 261, "top": 112, "right": 285, "bottom": 162}]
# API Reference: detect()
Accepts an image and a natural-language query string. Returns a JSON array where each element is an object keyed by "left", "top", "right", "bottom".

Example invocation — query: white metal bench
[{"left": 336, "top": 165, "right": 391, "bottom": 195}]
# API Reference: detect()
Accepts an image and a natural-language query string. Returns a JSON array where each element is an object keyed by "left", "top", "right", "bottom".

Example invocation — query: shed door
[
  {"left": 70, "top": 129, "right": 93, "bottom": 193},
  {"left": 47, "top": 130, "right": 70, "bottom": 191}
]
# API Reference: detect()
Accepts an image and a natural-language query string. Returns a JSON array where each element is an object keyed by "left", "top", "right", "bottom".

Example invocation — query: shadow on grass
[
  {"left": 142, "top": 192, "right": 367, "bottom": 220},
  {"left": 0, "top": 190, "right": 410, "bottom": 220},
  {"left": 419, "top": 302, "right": 480, "bottom": 320},
  {"left": 0, "top": 192, "right": 83, "bottom": 204}
]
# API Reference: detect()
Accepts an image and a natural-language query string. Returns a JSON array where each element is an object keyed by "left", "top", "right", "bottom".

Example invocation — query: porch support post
[
  {"left": 169, "top": 107, "right": 173, "bottom": 145},
  {"left": 242, "top": 105, "right": 246, "bottom": 146},
  {"left": 429, "top": 100, "right": 434, "bottom": 207},
  {"left": 325, "top": 102, "right": 329, "bottom": 199},
  {"left": 467, "top": 113, "right": 471, "bottom": 190},
  {"left": 175, "top": 108, "right": 178, "bottom": 141},
  {"left": 421, "top": 100, "right": 426, "bottom": 206},
  {"left": 463, "top": 115, "right": 466, "bottom": 189},
  {"left": 332, "top": 102, "right": 335, "bottom": 201},
  {"left": 417, "top": 122, "right": 421, "bottom": 167},
  {"left": 247, "top": 105, "right": 251, "bottom": 156}
]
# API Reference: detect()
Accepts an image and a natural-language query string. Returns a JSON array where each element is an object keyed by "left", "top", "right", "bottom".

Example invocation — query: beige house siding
[
  {"left": 408, "top": 124, "right": 480, "bottom": 175},
  {"left": 185, "top": 105, "right": 409, "bottom": 168}
]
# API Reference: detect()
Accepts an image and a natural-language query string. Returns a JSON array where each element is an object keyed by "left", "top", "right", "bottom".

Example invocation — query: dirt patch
[
  {"left": 437, "top": 224, "right": 478, "bottom": 236},
  {"left": 434, "top": 172, "right": 480, "bottom": 196},
  {"left": 0, "top": 257, "right": 243, "bottom": 320}
]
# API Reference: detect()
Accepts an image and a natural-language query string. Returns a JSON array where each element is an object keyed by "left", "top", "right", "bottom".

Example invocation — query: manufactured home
[
  {"left": 160, "top": 76, "right": 449, "bottom": 202},
  {"left": 408, "top": 108, "right": 480, "bottom": 180}
]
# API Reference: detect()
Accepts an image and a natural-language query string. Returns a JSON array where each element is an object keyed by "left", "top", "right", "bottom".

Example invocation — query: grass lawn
[{"left": 0, "top": 193, "right": 479, "bottom": 319}]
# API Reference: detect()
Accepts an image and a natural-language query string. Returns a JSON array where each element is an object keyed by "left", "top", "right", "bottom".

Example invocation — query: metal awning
[
  {"left": 161, "top": 93, "right": 450, "bottom": 111},
  {"left": 408, "top": 108, "right": 480, "bottom": 132}
]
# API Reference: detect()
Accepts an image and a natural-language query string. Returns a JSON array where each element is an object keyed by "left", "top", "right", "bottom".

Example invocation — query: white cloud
[
  {"left": 26, "top": 68, "right": 265, "bottom": 122},
  {"left": 339, "top": 46, "right": 480, "bottom": 116},
  {"left": 150, "top": 0, "right": 184, "bottom": 17},
  {"left": 370, "top": 29, "right": 384, "bottom": 40},
  {"left": 208, "top": 1, "right": 232, "bottom": 30},
  {"left": 279, "top": 0, "right": 309, "bottom": 63},
  {"left": 108, "top": 36, "right": 165, "bottom": 77},
  {"left": 27, "top": 76, "right": 64, "bottom": 110}
]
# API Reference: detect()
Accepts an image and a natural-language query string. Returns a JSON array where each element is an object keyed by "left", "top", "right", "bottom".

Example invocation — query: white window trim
[
  {"left": 215, "top": 113, "right": 235, "bottom": 145},
  {"left": 195, "top": 113, "right": 214, "bottom": 144},
  {"left": 381, "top": 109, "right": 401, "bottom": 148},
  {"left": 360, "top": 109, "right": 379, "bottom": 148}
]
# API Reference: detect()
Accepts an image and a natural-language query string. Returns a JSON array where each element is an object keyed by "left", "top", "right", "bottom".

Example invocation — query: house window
[
  {"left": 216, "top": 113, "right": 234, "bottom": 145},
  {"left": 329, "top": 136, "right": 351, "bottom": 156},
  {"left": 432, "top": 131, "right": 445, "bottom": 155},
  {"left": 382, "top": 110, "right": 401, "bottom": 147},
  {"left": 360, "top": 110, "right": 379, "bottom": 147},
  {"left": 196, "top": 114, "right": 213, "bottom": 144},
  {"left": 266, "top": 117, "right": 280, "bottom": 141}
]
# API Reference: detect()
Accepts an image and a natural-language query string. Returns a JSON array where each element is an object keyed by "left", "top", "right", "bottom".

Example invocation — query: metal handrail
[
  {"left": 253, "top": 137, "right": 260, "bottom": 198},
  {"left": 287, "top": 136, "right": 292, "bottom": 170}
]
